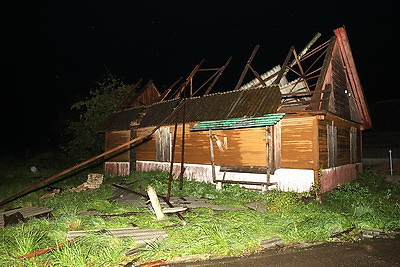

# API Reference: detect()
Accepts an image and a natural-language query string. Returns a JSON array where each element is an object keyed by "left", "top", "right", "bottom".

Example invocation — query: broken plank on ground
[
  {"left": 1, "top": 206, "right": 53, "bottom": 227},
  {"left": 66, "top": 227, "right": 168, "bottom": 245},
  {"left": 162, "top": 196, "right": 243, "bottom": 211}
]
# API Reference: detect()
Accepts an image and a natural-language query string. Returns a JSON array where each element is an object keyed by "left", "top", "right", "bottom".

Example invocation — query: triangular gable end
[
  {"left": 127, "top": 81, "right": 161, "bottom": 108},
  {"left": 310, "top": 27, "right": 371, "bottom": 130},
  {"left": 98, "top": 81, "right": 161, "bottom": 132},
  {"left": 334, "top": 27, "right": 372, "bottom": 130}
]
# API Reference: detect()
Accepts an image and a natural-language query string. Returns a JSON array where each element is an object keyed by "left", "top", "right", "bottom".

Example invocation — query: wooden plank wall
[
  {"left": 136, "top": 123, "right": 268, "bottom": 166},
  {"left": 105, "top": 131, "right": 131, "bottom": 162},
  {"left": 318, "top": 113, "right": 362, "bottom": 168},
  {"left": 331, "top": 43, "right": 351, "bottom": 121},
  {"left": 280, "top": 116, "right": 315, "bottom": 169},
  {"left": 136, "top": 127, "right": 157, "bottom": 161}
]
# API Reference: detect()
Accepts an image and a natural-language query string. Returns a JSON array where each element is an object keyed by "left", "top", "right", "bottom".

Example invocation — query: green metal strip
[{"left": 190, "top": 113, "right": 285, "bottom": 131}]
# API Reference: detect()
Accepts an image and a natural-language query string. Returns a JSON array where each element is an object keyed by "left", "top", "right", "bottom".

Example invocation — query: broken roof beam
[
  {"left": 309, "top": 36, "right": 336, "bottom": 110},
  {"left": 273, "top": 46, "right": 294, "bottom": 85},
  {"left": 191, "top": 57, "right": 232, "bottom": 96},
  {"left": 238, "top": 33, "right": 322, "bottom": 91},
  {"left": 289, "top": 32, "right": 321, "bottom": 68},
  {"left": 234, "top": 44, "right": 260, "bottom": 90},
  {"left": 292, "top": 48, "right": 311, "bottom": 91},
  {"left": 114, "top": 78, "right": 143, "bottom": 111},
  {"left": 203, "top": 56, "right": 232, "bottom": 95},
  {"left": 276, "top": 33, "right": 321, "bottom": 84},
  {"left": 171, "top": 59, "right": 204, "bottom": 99},
  {"left": 299, "top": 39, "right": 330, "bottom": 62},
  {"left": 159, "top": 77, "right": 183, "bottom": 102}
]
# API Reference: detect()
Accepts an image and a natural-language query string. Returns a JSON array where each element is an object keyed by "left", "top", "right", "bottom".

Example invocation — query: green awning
[{"left": 190, "top": 113, "right": 285, "bottom": 132}]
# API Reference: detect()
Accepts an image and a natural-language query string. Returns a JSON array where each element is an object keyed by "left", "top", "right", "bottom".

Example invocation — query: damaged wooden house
[{"left": 98, "top": 27, "right": 371, "bottom": 193}]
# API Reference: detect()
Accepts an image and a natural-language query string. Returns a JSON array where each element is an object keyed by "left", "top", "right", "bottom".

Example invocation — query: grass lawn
[{"left": 1, "top": 153, "right": 399, "bottom": 266}]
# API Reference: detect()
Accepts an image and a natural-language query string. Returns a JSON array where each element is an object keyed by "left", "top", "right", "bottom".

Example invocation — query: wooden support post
[
  {"left": 147, "top": 186, "right": 165, "bottom": 221},
  {"left": 179, "top": 102, "right": 186, "bottom": 190},
  {"left": 263, "top": 126, "right": 274, "bottom": 193},
  {"left": 209, "top": 130, "right": 219, "bottom": 189},
  {"left": 167, "top": 122, "right": 178, "bottom": 201}
]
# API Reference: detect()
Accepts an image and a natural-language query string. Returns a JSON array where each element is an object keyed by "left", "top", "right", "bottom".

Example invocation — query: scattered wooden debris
[
  {"left": 39, "top": 188, "right": 61, "bottom": 199},
  {"left": 168, "top": 196, "right": 243, "bottom": 211},
  {"left": 162, "top": 207, "right": 187, "bottom": 214},
  {"left": 76, "top": 209, "right": 141, "bottom": 217},
  {"left": 100, "top": 211, "right": 141, "bottom": 218},
  {"left": 162, "top": 221, "right": 187, "bottom": 229},
  {"left": 112, "top": 184, "right": 242, "bottom": 212},
  {"left": 1, "top": 206, "right": 53, "bottom": 227},
  {"left": 66, "top": 227, "right": 168, "bottom": 245},
  {"left": 243, "top": 200, "right": 268, "bottom": 212},
  {"left": 330, "top": 226, "right": 356, "bottom": 239},
  {"left": 112, "top": 184, "right": 186, "bottom": 221},
  {"left": 76, "top": 209, "right": 102, "bottom": 216},
  {"left": 360, "top": 228, "right": 398, "bottom": 239},
  {"left": 260, "top": 237, "right": 285, "bottom": 249},
  {"left": 2, "top": 211, "right": 25, "bottom": 226},
  {"left": 147, "top": 186, "right": 165, "bottom": 220},
  {"left": 69, "top": 173, "right": 103, "bottom": 193},
  {"left": 17, "top": 239, "right": 76, "bottom": 259}
]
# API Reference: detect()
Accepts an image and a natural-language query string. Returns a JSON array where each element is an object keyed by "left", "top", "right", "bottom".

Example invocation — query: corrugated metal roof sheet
[
  {"left": 98, "top": 106, "right": 145, "bottom": 132},
  {"left": 190, "top": 113, "right": 285, "bottom": 131},
  {"left": 140, "top": 85, "right": 281, "bottom": 127}
]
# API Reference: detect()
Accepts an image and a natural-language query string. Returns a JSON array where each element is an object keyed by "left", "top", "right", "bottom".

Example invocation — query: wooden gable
[
  {"left": 130, "top": 81, "right": 161, "bottom": 108},
  {"left": 99, "top": 81, "right": 161, "bottom": 132},
  {"left": 117, "top": 81, "right": 161, "bottom": 110},
  {"left": 311, "top": 28, "right": 371, "bottom": 130}
]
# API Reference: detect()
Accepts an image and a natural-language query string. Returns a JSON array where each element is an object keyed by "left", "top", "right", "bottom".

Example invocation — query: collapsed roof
[{"left": 98, "top": 27, "right": 371, "bottom": 132}]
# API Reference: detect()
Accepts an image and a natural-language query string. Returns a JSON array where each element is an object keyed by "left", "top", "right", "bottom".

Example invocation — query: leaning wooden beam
[
  {"left": 289, "top": 32, "right": 321, "bottom": 68},
  {"left": 292, "top": 48, "right": 311, "bottom": 92},
  {"left": 192, "top": 71, "right": 219, "bottom": 96},
  {"left": 147, "top": 186, "right": 165, "bottom": 220},
  {"left": 179, "top": 102, "right": 186, "bottom": 190},
  {"left": 203, "top": 56, "right": 232, "bottom": 95},
  {"left": 0, "top": 99, "right": 187, "bottom": 207},
  {"left": 273, "top": 46, "right": 294, "bottom": 85},
  {"left": 167, "top": 122, "right": 178, "bottom": 201},
  {"left": 234, "top": 44, "right": 260, "bottom": 90},
  {"left": 171, "top": 59, "right": 204, "bottom": 99},
  {"left": 159, "top": 77, "right": 183, "bottom": 102},
  {"left": 112, "top": 184, "right": 185, "bottom": 221},
  {"left": 114, "top": 78, "right": 143, "bottom": 111}
]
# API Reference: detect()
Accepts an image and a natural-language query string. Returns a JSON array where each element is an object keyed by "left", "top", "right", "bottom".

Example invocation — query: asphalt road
[{"left": 169, "top": 236, "right": 400, "bottom": 267}]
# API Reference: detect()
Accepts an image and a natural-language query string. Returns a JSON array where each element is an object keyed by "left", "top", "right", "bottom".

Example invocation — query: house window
[
  {"left": 155, "top": 126, "right": 171, "bottom": 162},
  {"left": 350, "top": 127, "right": 357, "bottom": 163},
  {"left": 327, "top": 122, "right": 337, "bottom": 167}
]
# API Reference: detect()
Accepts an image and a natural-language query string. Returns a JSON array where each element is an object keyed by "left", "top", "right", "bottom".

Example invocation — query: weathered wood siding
[
  {"left": 318, "top": 113, "right": 362, "bottom": 168},
  {"left": 131, "top": 83, "right": 161, "bottom": 108},
  {"left": 280, "top": 116, "right": 316, "bottom": 169},
  {"left": 136, "top": 127, "right": 157, "bottom": 161},
  {"left": 105, "top": 130, "right": 130, "bottom": 162},
  {"left": 136, "top": 123, "right": 268, "bottom": 166},
  {"left": 331, "top": 43, "right": 351, "bottom": 120}
]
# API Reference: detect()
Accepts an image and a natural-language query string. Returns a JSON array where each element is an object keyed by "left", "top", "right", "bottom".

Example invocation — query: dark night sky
[{"left": 2, "top": 0, "right": 399, "bottom": 155}]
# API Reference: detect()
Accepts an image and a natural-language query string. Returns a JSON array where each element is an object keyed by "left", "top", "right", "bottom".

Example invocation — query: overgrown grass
[{"left": 0, "top": 156, "right": 399, "bottom": 266}]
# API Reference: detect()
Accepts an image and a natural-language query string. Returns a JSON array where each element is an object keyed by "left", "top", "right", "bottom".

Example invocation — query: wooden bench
[{"left": 215, "top": 165, "right": 277, "bottom": 192}]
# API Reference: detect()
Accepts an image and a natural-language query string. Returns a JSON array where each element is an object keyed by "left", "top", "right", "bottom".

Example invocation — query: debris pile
[
  {"left": 39, "top": 188, "right": 61, "bottom": 199},
  {"left": 69, "top": 173, "right": 104, "bottom": 193},
  {"left": 1, "top": 206, "right": 53, "bottom": 227}
]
